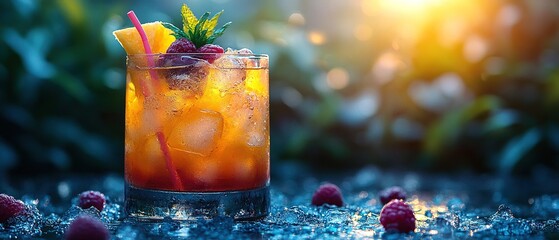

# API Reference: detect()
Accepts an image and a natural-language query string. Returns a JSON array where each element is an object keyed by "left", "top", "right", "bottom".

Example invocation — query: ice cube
[
  {"left": 165, "top": 60, "right": 210, "bottom": 97},
  {"left": 247, "top": 130, "right": 266, "bottom": 147},
  {"left": 223, "top": 47, "right": 252, "bottom": 55},
  {"left": 234, "top": 48, "right": 265, "bottom": 69},
  {"left": 233, "top": 156, "right": 255, "bottom": 181},
  {"left": 168, "top": 108, "right": 224, "bottom": 157},
  {"left": 144, "top": 134, "right": 164, "bottom": 160},
  {"left": 155, "top": 90, "right": 195, "bottom": 119},
  {"left": 236, "top": 93, "right": 268, "bottom": 147},
  {"left": 137, "top": 96, "right": 160, "bottom": 134},
  {"left": 236, "top": 48, "right": 253, "bottom": 55},
  {"left": 213, "top": 53, "right": 234, "bottom": 67},
  {"left": 126, "top": 89, "right": 192, "bottom": 151},
  {"left": 195, "top": 161, "right": 219, "bottom": 184},
  {"left": 210, "top": 54, "right": 247, "bottom": 93}
]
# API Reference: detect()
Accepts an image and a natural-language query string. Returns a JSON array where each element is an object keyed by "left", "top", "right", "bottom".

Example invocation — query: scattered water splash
[
  {"left": 41, "top": 213, "right": 62, "bottom": 237},
  {"left": 1, "top": 175, "right": 559, "bottom": 239},
  {"left": 148, "top": 217, "right": 181, "bottom": 236},
  {"left": 188, "top": 217, "right": 235, "bottom": 238},
  {"left": 2, "top": 204, "right": 43, "bottom": 237},
  {"left": 115, "top": 224, "right": 143, "bottom": 240},
  {"left": 100, "top": 199, "right": 121, "bottom": 223}
]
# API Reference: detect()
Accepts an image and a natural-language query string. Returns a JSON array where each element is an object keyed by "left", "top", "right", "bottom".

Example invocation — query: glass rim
[
  {"left": 127, "top": 53, "right": 269, "bottom": 58},
  {"left": 126, "top": 53, "right": 269, "bottom": 69}
]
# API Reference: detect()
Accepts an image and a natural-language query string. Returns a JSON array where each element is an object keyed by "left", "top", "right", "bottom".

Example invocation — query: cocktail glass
[{"left": 124, "top": 52, "right": 270, "bottom": 220}]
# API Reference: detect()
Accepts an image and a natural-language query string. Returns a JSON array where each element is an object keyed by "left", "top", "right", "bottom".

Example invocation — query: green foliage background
[{"left": 1, "top": 0, "right": 558, "bottom": 175}]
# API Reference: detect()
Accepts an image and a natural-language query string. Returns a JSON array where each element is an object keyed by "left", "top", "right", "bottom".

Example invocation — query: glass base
[{"left": 124, "top": 183, "right": 270, "bottom": 221}]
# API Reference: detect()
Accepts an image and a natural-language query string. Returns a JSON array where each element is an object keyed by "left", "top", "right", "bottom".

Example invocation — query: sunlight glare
[
  {"left": 378, "top": 0, "right": 442, "bottom": 14},
  {"left": 354, "top": 24, "right": 373, "bottom": 41}
]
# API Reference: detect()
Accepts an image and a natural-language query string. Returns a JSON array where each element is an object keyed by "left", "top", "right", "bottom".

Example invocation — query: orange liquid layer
[{"left": 125, "top": 62, "right": 269, "bottom": 192}]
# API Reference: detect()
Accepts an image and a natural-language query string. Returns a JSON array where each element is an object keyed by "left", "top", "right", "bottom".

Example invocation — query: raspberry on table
[
  {"left": 311, "top": 183, "right": 344, "bottom": 207},
  {"left": 0, "top": 193, "right": 26, "bottom": 223},
  {"left": 65, "top": 215, "right": 109, "bottom": 240},
  {"left": 197, "top": 44, "right": 225, "bottom": 63},
  {"left": 78, "top": 191, "right": 106, "bottom": 212},
  {"left": 379, "top": 186, "right": 407, "bottom": 205},
  {"left": 379, "top": 199, "right": 416, "bottom": 233}
]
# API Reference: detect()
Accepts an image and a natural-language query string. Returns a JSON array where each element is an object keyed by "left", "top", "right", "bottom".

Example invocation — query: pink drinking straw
[{"left": 127, "top": 11, "right": 184, "bottom": 190}]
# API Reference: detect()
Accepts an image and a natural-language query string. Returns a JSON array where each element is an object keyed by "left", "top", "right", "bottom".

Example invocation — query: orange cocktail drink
[
  {"left": 125, "top": 53, "right": 269, "bottom": 192},
  {"left": 114, "top": 4, "right": 270, "bottom": 219}
]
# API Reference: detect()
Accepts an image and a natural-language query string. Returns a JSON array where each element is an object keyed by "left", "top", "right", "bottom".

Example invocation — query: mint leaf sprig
[{"left": 162, "top": 3, "right": 231, "bottom": 48}]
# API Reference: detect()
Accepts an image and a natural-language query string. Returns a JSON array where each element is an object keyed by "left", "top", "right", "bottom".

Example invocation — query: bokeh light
[
  {"left": 307, "top": 31, "right": 326, "bottom": 45},
  {"left": 326, "top": 68, "right": 350, "bottom": 90}
]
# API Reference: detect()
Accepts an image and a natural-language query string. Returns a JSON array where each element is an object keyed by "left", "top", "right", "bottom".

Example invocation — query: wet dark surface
[{"left": 1, "top": 164, "right": 559, "bottom": 239}]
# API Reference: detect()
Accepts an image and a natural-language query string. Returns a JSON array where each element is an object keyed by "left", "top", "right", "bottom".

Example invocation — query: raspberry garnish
[
  {"left": 159, "top": 39, "right": 218, "bottom": 79},
  {"left": 166, "top": 38, "right": 196, "bottom": 54},
  {"left": 0, "top": 193, "right": 25, "bottom": 223},
  {"left": 379, "top": 186, "right": 407, "bottom": 205},
  {"left": 379, "top": 199, "right": 416, "bottom": 233},
  {"left": 78, "top": 191, "right": 106, "bottom": 212},
  {"left": 65, "top": 215, "right": 109, "bottom": 240},
  {"left": 158, "top": 4, "right": 231, "bottom": 79},
  {"left": 197, "top": 44, "right": 225, "bottom": 63},
  {"left": 160, "top": 3, "right": 229, "bottom": 65},
  {"left": 160, "top": 38, "right": 198, "bottom": 73},
  {"left": 311, "top": 183, "right": 344, "bottom": 207}
]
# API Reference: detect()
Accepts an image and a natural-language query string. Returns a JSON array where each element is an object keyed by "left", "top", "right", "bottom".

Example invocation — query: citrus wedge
[{"left": 113, "top": 21, "right": 175, "bottom": 54}]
